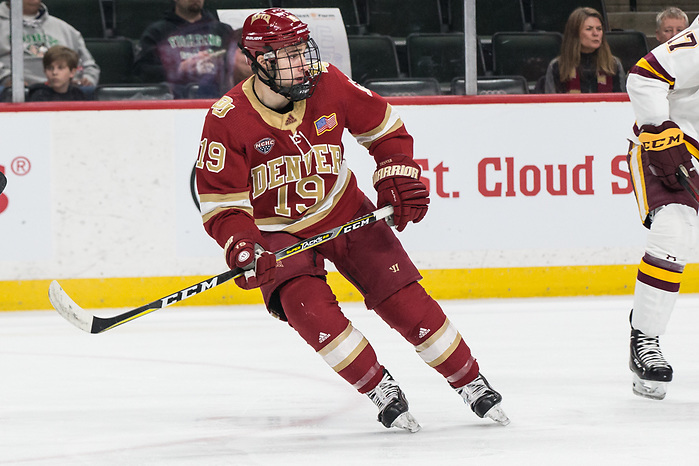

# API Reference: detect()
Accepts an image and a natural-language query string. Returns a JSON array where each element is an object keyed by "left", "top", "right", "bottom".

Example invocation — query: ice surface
[{"left": 2, "top": 295, "right": 699, "bottom": 465}]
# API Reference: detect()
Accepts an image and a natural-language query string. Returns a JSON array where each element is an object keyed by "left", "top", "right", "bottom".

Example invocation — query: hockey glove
[
  {"left": 225, "top": 234, "right": 276, "bottom": 290},
  {"left": 373, "top": 154, "right": 429, "bottom": 232},
  {"left": 638, "top": 121, "right": 695, "bottom": 191}
]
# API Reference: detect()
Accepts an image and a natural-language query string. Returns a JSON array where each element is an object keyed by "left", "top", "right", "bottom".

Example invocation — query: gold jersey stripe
[
  {"left": 354, "top": 104, "right": 403, "bottom": 148},
  {"left": 635, "top": 58, "right": 675, "bottom": 86},
  {"left": 628, "top": 143, "right": 649, "bottom": 221},
  {"left": 199, "top": 192, "right": 251, "bottom": 203},
  {"left": 639, "top": 259, "right": 682, "bottom": 284}
]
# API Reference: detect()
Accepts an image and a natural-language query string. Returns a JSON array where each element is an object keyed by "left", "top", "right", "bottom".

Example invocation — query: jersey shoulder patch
[{"left": 210, "top": 95, "right": 236, "bottom": 119}]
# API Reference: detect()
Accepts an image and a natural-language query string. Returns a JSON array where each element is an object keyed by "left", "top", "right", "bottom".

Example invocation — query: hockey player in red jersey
[{"left": 195, "top": 8, "right": 509, "bottom": 431}]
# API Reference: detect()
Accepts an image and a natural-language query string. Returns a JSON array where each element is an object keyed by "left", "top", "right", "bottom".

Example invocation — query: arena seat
[
  {"left": 407, "top": 33, "right": 486, "bottom": 88},
  {"left": 113, "top": 0, "right": 173, "bottom": 40},
  {"left": 449, "top": 0, "right": 527, "bottom": 36},
  {"left": 366, "top": 0, "right": 444, "bottom": 37},
  {"left": 605, "top": 30, "right": 649, "bottom": 73},
  {"left": 364, "top": 78, "right": 441, "bottom": 96},
  {"left": 94, "top": 83, "right": 174, "bottom": 101},
  {"left": 451, "top": 76, "right": 529, "bottom": 95},
  {"left": 85, "top": 38, "right": 136, "bottom": 85},
  {"left": 347, "top": 35, "right": 401, "bottom": 84},
  {"left": 530, "top": 0, "right": 608, "bottom": 33},
  {"left": 491, "top": 31, "right": 562, "bottom": 88},
  {"left": 47, "top": 0, "right": 106, "bottom": 38}
]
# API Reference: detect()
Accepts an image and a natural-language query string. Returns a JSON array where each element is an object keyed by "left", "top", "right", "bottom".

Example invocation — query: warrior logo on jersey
[
  {"left": 254, "top": 137, "right": 275, "bottom": 154},
  {"left": 314, "top": 113, "right": 337, "bottom": 136}
]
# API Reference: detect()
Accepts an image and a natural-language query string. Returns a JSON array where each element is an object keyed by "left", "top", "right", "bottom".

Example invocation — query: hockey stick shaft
[
  {"left": 676, "top": 164, "right": 699, "bottom": 202},
  {"left": 49, "top": 205, "right": 394, "bottom": 334}
]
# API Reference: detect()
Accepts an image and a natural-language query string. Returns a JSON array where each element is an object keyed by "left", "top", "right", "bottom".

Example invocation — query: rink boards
[{"left": 3, "top": 94, "right": 697, "bottom": 310}]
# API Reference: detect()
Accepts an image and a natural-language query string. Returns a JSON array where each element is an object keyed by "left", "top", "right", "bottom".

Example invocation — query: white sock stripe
[
  {"left": 415, "top": 320, "right": 460, "bottom": 365},
  {"left": 318, "top": 324, "right": 367, "bottom": 370},
  {"left": 353, "top": 362, "right": 382, "bottom": 391},
  {"left": 446, "top": 358, "right": 475, "bottom": 384}
]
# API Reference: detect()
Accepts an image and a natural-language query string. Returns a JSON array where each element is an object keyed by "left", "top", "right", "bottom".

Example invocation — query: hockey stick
[
  {"left": 676, "top": 164, "right": 699, "bottom": 202},
  {"left": 49, "top": 205, "right": 394, "bottom": 334},
  {"left": 0, "top": 170, "right": 6, "bottom": 195}
]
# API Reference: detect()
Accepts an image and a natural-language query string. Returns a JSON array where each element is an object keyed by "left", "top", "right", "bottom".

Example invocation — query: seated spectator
[
  {"left": 134, "top": 0, "right": 251, "bottom": 99},
  {"left": 655, "top": 7, "right": 689, "bottom": 44},
  {"left": 0, "top": 0, "right": 100, "bottom": 96},
  {"left": 543, "top": 7, "right": 625, "bottom": 94},
  {"left": 27, "top": 45, "right": 85, "bottom": 101}
]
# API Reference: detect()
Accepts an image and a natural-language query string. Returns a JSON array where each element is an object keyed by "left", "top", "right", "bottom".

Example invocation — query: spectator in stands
[
  {"left": 27, "top": 45, "right": 85, "bottom": 101},
  {"left": 0, "top": 0, "right": 100, "bottom": 96},
  {"left": 134, "top": 0, "right": 251, "bottom": 99},
  {"left": 543, "top": 7, "right": 624, "bottom": 94},
  {"left": 655, "top": 7, "right": 689, "bottom": 44}
]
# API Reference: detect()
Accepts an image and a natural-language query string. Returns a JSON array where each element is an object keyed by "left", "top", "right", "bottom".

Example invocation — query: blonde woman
[{"left": 544, "top": 7, "right": 625, "bottom": 93}]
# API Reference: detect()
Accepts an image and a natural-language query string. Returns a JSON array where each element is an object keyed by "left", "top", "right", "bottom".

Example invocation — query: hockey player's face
[
  {"left": 254, "top": 39, "right": 321, "bottom": 102},
  {"left": 579, "top": 17, "right": 603, "bottom": 53},
  {"left": 269, "top": 43, "right": 310, "bottom": 87}
]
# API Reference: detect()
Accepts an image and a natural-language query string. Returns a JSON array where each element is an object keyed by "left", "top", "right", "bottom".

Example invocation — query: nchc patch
[{"left": 254, "top": 137, "right": 275, "bottom": 154}]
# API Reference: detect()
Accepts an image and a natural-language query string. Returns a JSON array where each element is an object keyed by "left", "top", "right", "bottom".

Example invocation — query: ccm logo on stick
[{"left": 342, "top": 218, "right": 371, "bottom": 233}]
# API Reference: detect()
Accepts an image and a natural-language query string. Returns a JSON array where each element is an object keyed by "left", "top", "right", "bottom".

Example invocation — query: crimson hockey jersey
[{"left": 196, "top": 63, "right": 414, "bottom": 249}]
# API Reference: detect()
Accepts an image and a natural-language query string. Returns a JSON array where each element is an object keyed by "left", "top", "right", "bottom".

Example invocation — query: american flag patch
[
  {"left": 254, "top": 137, "right": 275, "bottom": 154},
  {"left": 314, "top": 113, "right": 338, "bottom": 135}
]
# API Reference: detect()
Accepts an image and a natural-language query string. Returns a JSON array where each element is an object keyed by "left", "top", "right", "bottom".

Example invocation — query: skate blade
[
  {"left": 483, "top": 404, "right": 511, "bottom": 426},
  {"left": 632, "top": 374, "right": 668, "bottom": 400},
  {"left": 391, "top": 411, "right": 421, "bottom": 433}
]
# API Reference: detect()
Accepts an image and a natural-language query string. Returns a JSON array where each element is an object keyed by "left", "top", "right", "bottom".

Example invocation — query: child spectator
[
  {"left": 0, "top": 0, "right": 100, "bottom": 96},
  {"left": 27, "top": 45, "right": 85, "bottom": 101}
]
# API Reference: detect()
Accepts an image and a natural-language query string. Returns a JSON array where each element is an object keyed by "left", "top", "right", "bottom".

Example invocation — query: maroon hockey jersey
[{"left": 196, "top": 63, "right": 414, "bottom": 250}]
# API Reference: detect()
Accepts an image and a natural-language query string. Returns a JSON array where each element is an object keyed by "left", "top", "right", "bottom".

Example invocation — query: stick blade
[{"left": 48, "top": 280, "right": 95, "bottom": 333}]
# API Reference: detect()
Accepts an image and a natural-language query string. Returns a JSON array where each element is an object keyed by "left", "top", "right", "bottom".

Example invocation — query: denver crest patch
[
  {"left": 314, "top": 113, "right": 337, "bottom": 135},
  {"left": 254, "top": 137, "right": 275, "bottom": 154}
]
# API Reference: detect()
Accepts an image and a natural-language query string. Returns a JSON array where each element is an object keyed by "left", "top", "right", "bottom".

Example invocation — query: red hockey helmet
[
  {"left": 241, "top": 8, "right": 311, "bottom": 56},
  {"left": 239, "top": 8, "right": 321, "bottom": 101}
]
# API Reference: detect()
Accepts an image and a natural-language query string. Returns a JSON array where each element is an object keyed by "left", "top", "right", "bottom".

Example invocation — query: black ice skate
[
  {"left": 630, "top": 326, "right": 673, "bottom": 400},
  {"left": 366, "top": 369, "right": 421, "bottom": 433},
  {"left": 456, "top": 373, "right": 510, "bottom": 425}
]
